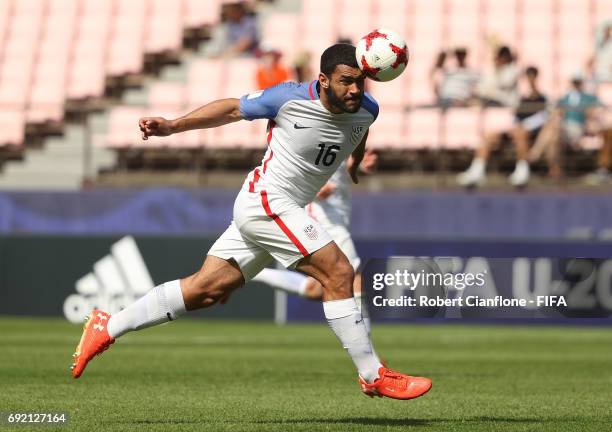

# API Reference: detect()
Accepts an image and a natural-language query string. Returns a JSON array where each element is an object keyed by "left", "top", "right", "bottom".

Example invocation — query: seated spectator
[
  {"left": 588, "top": 21, "right": 612, "bottom": 84},
  {"left": 476, "top": 46, "right": 519, "bottom": 107},
  {"left": 293, "top": 51, "right": 313, "bottom": 82},
  {"left": 255, "top": 47, "right": 289, "bottom": 89},
  {"left": 203, "top": 1, "right": 259, "bottom": 58},
  {"left": 529, "top": 73, "right": 602, "bottom": 178},
  {"left": 431, "top": 48, "right": 480, "bottom": 108},
  {"left": 458, "top": 66, "right": 548, "bottom": 187},
  {"left": 585, "top": 127, "right": 612, "bottom": 185}
]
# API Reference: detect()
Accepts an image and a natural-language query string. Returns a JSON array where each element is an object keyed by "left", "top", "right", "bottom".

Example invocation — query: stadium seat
[
  {"left": 338, "top": 0, "right": 372, "bottom": 43},
  {"left": 484, "top": 0, "right": 517, "bottom": 44},
  {"left": 224, "top": 59, "right": 258, "bottom": 97},
  {"left": 261, "top": 14, "right": 300, "bottom": 57},
  {"left": 146, "top": 0, "right": 183, "bottom": 53},
  {"left": 184, "top": 0, "right": 222, "bottom": 28},
  {"left": 406, "top": 109, "right": 442, "bottom": 149},
  {"left": 368, "top": 108, "right": 404, "bottom": 149},
  {"left": 482, "top": 107, "right": 514, "bottom": 134},
  {"left": 107, "top": 106, "right": 146, "bottom": 148},
  {"left": 372, "top": 0, "right": 409, "bottom": 34},
  {"left": 149, "top": 82, "right": 186, "bottom": 111},
  {"left": 187, "top": 59, "right": 226, "bottom": 106},
  {"left": 0, "top": 110, "right": 25, "bottom": 147},
  {"left": 441, "top": 107, "right": 481, "bottom": 149}
]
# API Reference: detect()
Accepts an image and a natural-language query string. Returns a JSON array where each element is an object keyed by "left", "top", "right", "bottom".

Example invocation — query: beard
[{"left": 324, "top": 85, "right": 362, "bottom": 113}]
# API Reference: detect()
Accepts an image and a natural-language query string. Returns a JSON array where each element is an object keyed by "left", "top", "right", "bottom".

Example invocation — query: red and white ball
[{"left": 356, "top": 28, "right": 409, "bottom": 82}]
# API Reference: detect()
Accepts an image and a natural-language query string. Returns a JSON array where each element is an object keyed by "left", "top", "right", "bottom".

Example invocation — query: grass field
[{"left": 1, "top": 317, "right": 611, "bottom": 432}]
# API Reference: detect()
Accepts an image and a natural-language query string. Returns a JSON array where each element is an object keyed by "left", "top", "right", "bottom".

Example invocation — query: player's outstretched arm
[
  {"left": 139, "top": 98, "right": 242, "bottom": 140},
  {"left": 348, "top": 130, "right": 369, "bottom": 184}
]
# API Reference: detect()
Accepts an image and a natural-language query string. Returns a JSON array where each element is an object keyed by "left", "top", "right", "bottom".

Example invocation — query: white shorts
[
  {"left": 306, "top": 201, "right": 361, "bottom": 271},
  {"left": 208, "top": 189, "right": 333, "bottom": 280}
]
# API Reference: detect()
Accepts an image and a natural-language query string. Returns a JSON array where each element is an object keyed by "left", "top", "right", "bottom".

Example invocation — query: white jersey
[{"left": 239, "top": 80, "right": 378, "bottom": 207}]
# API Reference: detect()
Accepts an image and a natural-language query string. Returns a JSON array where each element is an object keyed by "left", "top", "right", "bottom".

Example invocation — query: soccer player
[
  {"left": 70, "top": 44, "right": 432, "bottom": 400},
  {"left": 252, "top": 151, "right": 377, "bottom": 333}
]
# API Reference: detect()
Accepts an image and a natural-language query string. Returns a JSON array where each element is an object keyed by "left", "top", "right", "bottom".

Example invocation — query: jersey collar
[{"left": 308, "top": 80, "right": 320, "bottom": 100}]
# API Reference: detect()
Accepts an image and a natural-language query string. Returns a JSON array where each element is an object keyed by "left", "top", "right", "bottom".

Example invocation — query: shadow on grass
[{"left": 118, "top": 416, "right": 548, "bottom": 427}]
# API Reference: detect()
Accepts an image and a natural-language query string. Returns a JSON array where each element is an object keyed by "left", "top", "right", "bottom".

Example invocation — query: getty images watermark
[{"left": 362, "top": 257, "right": 612, "bottom": 319}]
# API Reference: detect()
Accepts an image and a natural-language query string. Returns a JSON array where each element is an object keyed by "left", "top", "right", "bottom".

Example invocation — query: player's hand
[
  {"left": 138, "top": 117, "right": 175, "bottom": 140},
  {"left": 359, "top": 149, "right": 378, "bottom": 175},
  {"left": 316, "top": 182, "right": 337, "bottom": 200}
]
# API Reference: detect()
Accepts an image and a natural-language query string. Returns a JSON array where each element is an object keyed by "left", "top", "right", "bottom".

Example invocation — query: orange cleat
[
  {"left": 70, "top": 310, "right": 115, "bottom": 379},
  {"left": 359, "top": 367, "right": 432, "bottom": 400}
]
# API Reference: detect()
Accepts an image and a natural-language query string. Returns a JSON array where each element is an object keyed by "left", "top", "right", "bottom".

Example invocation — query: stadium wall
[
  {"left": 0, "top": 189, "right": 612, "bottom": 239},
  {"left": 1, "top": 234, "right": 610, "bottom": 321}
]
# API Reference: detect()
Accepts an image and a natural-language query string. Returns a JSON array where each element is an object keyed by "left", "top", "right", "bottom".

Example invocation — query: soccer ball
[{"left": 356, "top": 28, "right": 409, "bottom": 82}]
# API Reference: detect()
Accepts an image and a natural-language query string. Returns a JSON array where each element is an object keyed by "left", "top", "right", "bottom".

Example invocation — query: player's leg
[
  {"left": 71, "top": 221, "right": 265, "bottom": 378},
  {"left": 251, "top": 267, "right": 314, "bottom": 298},
  {"left": 296, "top": 242, "right": 431, "bottom": 399}
]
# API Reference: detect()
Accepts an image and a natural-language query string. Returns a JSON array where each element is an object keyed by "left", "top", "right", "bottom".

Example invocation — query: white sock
[
  {"left": 354, "top": 293, "right": 371, "bottom": 334},
  {"left": 251, "top": 268, "right": 309, "bottom": 297},
  {"left": 470, "top": 157, "right": 486, "bottom": 175},
  {"left": 323, "top": 298, "right": 382, "bottom": 383},
  {"left": 107, "top": 280, "right": 186, "bottom": 338}
]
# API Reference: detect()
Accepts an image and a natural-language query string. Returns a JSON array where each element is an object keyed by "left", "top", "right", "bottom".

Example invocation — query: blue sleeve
[
  {"left": 362, "top": 92, "right": 379, "bottom": 122},
  {"left": 239, "top": 82, "right": 307, "bottom": 121}
]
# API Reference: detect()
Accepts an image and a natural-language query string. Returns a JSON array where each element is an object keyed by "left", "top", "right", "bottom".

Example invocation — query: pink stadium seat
[
  {"left": 406, "top": 109, "right": 442, "bottom": 148},
  {"left": 48, "top": 0, "right": 78, "bottom": 15},
  {"left": 187, "top": 59, "right": 226, "bottom": 105},
  {"left": 184, "top": 0, "right": 221, "bottom": 28},
  {"left": 0, "top": 110, "right": 25, "bottom": 147},
  {"left": 224, "top": 59, "right": 258, "bottom": 97},
  {"left": 337, "top": 0, "right": 372, "bottom": 43},
  {"left": 301, "top": 0, "right": 337, "bottom": 54},
  {"left": 146, "top": 0, "right": 183, "bottom": 53},
  {"left": 368, "top": 78, "right": 407, "bottom": 108},
  {"left": 367, "top": 108, "right": 404, "bottom": 149},
  {"left": 484, "top": 0, "right": 517, "bottom": 44},
  {"left": 210, "top": 120, "right": 255, "bottom": 149},
  {"left": 146, "top": 16, "right": 182, "bottom": 53},
  {"left": 242, "top": 120, "right": 269, "bottom": 150},
  {"left": 598, "top": 84, "right": 612, "bottom": 106},
  {"left": 68, "top": 60, "right": 106, "bottom": 99},
  {"left": 81, "top": 0, "right": 115, "bottom": 15},
  {"left": 596, "top": 0, "right": 612, "bottom": 16},
  {"left": 408, "top": 76, "right": 435, "bottom": 107},
  {"left": 149, "top": 82, "right": 186, "bottom": 111},
  {"left": 261, "top": 14, "right": 299, "bottom": 57},
  {"left": 107, "top": 39, "right": 144, "bottom": 76},
  {"left": 372, "top": 0, "right": 409, "bottom": 33},
  {"left": 442, "top": 108, "right": 481, "bottom": 149},
  {"left": 107, "top": 106, "right": 146, "bottom": 148},
  {"left": 482, "top": 107, "right": 514, "bottom": 134}
]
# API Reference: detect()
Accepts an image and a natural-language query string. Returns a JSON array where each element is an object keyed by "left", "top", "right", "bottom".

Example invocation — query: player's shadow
[{"left": 255, "top": 416, "right": 546, "bottom": 427}]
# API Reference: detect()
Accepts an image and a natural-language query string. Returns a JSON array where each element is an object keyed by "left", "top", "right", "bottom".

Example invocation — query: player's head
[{"left": 319, "top": 43, "right": 365, "bottom": 113}]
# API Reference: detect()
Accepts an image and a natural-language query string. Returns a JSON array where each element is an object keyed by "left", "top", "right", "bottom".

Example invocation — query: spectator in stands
[
  {"left": 458, "top": 66, "right": 549, "bottom": 187},
  {"left": 529, "top": 73, "right": 602, "bottom": 178},
  {"left": 204, "top": 1, "right": 259, "bottom": 57},
  {"left": 255, "top": 47, "right": 289, "bottom": 89},
  {"left": 585, "top": 128, "right": 612, "bottom": 184},
  {"left": 431, "top": 48, "right": 480, "bottom": 108},
  {"left": 589, "top": 21, "right": 612, "bottom": 83},
  {"left": 476, "top": 46, "right": 519, "bottom": 107},
  {"left": 293, "top": 51, "right": 313, "bottom": 82}
]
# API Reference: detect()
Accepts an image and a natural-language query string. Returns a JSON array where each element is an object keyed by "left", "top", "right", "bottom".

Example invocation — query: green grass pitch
[{"left": 1, "top": 317, "right": 611, "bottom": 431}]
